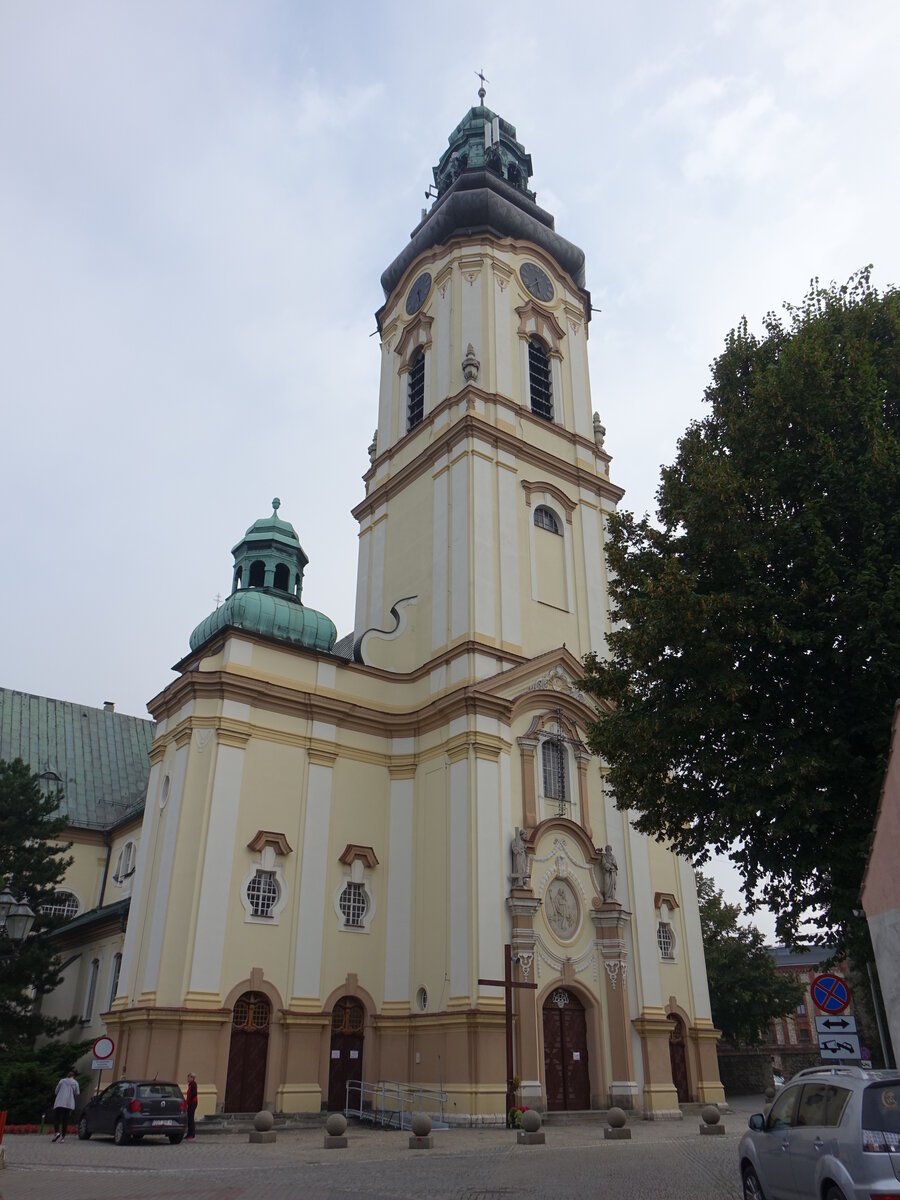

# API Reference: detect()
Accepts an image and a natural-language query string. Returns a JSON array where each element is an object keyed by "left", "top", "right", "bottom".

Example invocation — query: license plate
[{"left": 152, "top": 1119, "right": 176, "bottom": 1126}]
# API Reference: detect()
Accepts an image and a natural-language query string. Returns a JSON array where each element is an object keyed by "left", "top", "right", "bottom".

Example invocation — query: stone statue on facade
[
  {"left": 511, "top": 827, "right": 529, "bottom": 887},
  {"left": 599, "top": 845, "right": 618, "bottom": 903}
]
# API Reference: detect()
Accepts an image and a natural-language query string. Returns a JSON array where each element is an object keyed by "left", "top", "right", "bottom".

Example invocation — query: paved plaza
[{"left": 0, "top": 1099, "right": 764, "bottom": 1200}]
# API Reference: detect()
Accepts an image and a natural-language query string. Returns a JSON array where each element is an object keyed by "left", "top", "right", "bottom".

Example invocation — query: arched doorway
[
  {"left": 542, "top": 988, "right": 591, "bottom": 1110},
  {"left": 668, "top": 1013, "right": 690, "bottom": 1103},
  {"left": 327, "top": 996, "right": 365, "bottom": 1112},
  {"left": 224, "top": 991, "right": 270, "bottom": 1113}
]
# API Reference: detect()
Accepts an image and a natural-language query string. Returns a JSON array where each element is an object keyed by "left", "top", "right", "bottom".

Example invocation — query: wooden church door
[
  {"left": 668, "top": 1014, "right": 690, "bottom": 1103},
  {"left": 327, "top": 996, "right": 365, "bottom": 1112},
  {"left": 224, "top": 991, "right": 270, "bottom": 1112},
  {"left": 542, "top": 989, "right": 590, "bottom": 1110}
]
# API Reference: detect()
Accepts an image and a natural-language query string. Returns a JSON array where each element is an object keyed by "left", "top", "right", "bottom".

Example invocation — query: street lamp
[{"left": 0, "top": 885, "right": 36, "bottom": 943}]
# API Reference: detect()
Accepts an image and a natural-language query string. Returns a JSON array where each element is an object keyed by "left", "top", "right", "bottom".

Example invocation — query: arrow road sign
[
  {"left": 820, "top": 1033, "right": 861, "bottom": 1061},
  {"left": 811, "top": 973, "right": 851, "bottom": 1014},
  {"left": 815, "top": 1015, "right": 857, "bottom": 1035}
]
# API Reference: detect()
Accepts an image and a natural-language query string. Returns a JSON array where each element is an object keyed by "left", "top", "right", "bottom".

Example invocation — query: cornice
[{"left": 356, "top": 391, "right": 623, "bottom": 518}]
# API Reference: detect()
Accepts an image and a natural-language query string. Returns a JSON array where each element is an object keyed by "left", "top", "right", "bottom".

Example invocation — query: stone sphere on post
[
  {"left": 325, "top": 1112, "right": 348, "bottom": 1137},
  {"left": 254, "top": 1110, "right": 274, "bottom": 1132},
  {"left": 607, "top": 1106, "right": 627, "bottom": 1128},
  {"left": 521, "top": 1109, "right": 542, "bottom": 1133},
  {"left": 701, "top": 1105, "right": 721, "bottom": 1126},
  {"left": 410, "top": 1112, "right": 432, "bottom": 1137}
]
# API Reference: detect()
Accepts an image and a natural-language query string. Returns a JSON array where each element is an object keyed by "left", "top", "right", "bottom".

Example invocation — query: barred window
[
  {"left": 339, "top": 881, "right": 368, "bottom": 928},
  {"left": 534, "top": 505, "right": 561, "bottom": 534},
  {"left": 41, "top": 890, "right": 79, "bottom": 920},
  {"left": 407, "top": 350, "right": 425, "bottom": 430},
  {"left": 657, "top": 922, "right": 675, "bottom": 960},
  {"left": 541, "top": 739, "right": 567, "bottom": 802},
  {"left": 528, "top": 337, "right": 553, "bottom": 420},
  {"left": 246, "top": 869, "right": 279, "bottom": 918}
]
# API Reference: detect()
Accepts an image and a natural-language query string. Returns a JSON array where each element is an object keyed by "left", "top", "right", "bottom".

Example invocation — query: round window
[{"left": 416, "top": 987, "right": 427, "bottom": 1012}]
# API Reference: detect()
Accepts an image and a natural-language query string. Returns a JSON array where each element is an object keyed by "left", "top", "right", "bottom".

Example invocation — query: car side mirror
[{"left": 748, "top": 1114, "right": 765, "bottom": 1132}]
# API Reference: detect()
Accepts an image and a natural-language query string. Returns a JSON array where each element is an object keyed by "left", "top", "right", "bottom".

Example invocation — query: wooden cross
[{"left": 478, "top": 942, "right": 537, "bottom": 1124}]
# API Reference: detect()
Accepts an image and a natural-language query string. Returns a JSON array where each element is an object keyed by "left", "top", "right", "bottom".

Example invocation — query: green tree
[
  {"left": 695, "top": 873, "right": 803, "bottom": 1045},
  {"left": 0, "top": 757, "right": 75, "bottom": 1051},
  {"left": 583, "top": 271, "right": 900, "bottom": 952}
]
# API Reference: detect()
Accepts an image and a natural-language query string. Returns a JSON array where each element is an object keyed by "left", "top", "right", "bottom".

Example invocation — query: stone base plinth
[
  {"left": 605, "top": 1127, "right": 632, "bottom": 1140},
  {"left": 409, "top": 1134, "right": 433, "bottom": 1149},
  {"left": 325, "top": 1134, "right": 348, "bottom": 1149},
  {"left": 516, "top": 1130, "right": 545, "bottom": 1145},
  {"left": 249, "top": 1130, "right": 276, "bottom": 1144},
  {"left": 700, "top": 1124, "right": 725, "bottom": 1136}
]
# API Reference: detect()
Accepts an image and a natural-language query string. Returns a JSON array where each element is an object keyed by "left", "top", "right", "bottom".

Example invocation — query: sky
[{"left": 3, "top": 1, "right": 899, "bottom": 939}]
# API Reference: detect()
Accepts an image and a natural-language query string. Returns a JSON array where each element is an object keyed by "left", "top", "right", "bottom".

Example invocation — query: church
[{"left": 43, "top": 92, "right": 725, "bottom": 1120}]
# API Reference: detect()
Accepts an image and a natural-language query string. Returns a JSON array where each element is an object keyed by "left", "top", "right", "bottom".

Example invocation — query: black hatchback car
[{"left": 77, "top": 1079, "right": 188, "bottom": 1145}]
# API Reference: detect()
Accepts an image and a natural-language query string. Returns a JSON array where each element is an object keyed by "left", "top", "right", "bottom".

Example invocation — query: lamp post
[{"left": 0, "top": 885, "right": 36, "bottom": 945}]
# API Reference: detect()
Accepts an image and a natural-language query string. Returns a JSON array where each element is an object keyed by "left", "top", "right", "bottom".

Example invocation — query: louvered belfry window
[
  {"left": 542, "top": 739, "right": 566, "bottom": 802},
  {"left": 407, "top": 350, "right": 425, "bottom": 430},
  {"left": 528, "top": 336, "right": 553, "bottom": 420}
]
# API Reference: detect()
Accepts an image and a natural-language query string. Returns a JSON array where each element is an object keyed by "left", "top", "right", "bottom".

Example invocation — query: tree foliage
[
  {"left": 695, "top": 873, "right": 803, "bottom": 1046},
  {"left": 583, "top": 271, "right": 900, "bottom": 952},
  {"left": 0, "top": 757, "right": 75, "bottom": 1051},
  {"left": 0, "top": 1037, "right": 92, "bottom": 1124}
]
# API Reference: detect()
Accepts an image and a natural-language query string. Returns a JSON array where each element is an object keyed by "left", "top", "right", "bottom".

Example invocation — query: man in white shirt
[{"left": 51, "top": 1070, "right": 80, "bottom": 1142}]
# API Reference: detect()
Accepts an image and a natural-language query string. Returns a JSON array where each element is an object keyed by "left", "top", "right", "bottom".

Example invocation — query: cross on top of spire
[{"left": 475, "top": 67, "right": 489, "bottom": 102}]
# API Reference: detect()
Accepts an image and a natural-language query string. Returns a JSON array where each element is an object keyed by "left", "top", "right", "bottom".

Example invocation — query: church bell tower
[{"left": 352, "top": 93, "right": 623, "bottom": 677}]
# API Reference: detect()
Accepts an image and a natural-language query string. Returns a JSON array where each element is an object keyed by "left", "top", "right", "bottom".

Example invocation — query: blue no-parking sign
[{"left": 811, "top": 973, "right": 851, "bottom": 1014}]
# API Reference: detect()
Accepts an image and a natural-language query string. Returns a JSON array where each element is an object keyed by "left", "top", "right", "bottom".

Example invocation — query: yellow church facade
[{"left": 103, "top": 98, "right": 724, "bottom": 1120}]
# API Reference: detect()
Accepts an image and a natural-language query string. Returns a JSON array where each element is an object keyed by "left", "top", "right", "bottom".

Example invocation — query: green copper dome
[{"left": 189, "top": 499, "right": 337, "bottom": 655}]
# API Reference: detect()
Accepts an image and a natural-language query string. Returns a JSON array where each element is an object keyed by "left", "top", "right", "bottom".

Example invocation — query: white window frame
[
  {"left": 41, "top": 890, "right": 80, "bottom": 920},
  {"left": 333, "top": 857, "right": 375, "bottom": 934},
  {"left": 82, "top": 956, "right": 100, "bottom": 1023},
  {"left": 657, "top": 921, "right": 676, "bottom": 962},
  {"left": 240, "top": 844, "right": 288, "bottom": 925},
  {"left": 107, "top": 951, "right": 123, "bottom": 1010},
  {"left": 112, "top": 840, "right": 137, "bottom": 889}
]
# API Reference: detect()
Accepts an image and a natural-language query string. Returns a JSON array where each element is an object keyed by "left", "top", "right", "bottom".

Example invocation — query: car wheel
[
  {"left": 113, "top": 1118, "right": 130, "bottom": 1146},
  {"left": 742, "top": 1164, "right": 767, "bottom": 1200},
  {"left": 824, "top": 1189, "right": 847, "bottom": 1200},
  {"left": 77, "top": 1116, "right": 91, "bottom": 1141},
  {"left": 168, "top": 1134, "right": 184, "bottom": 1144}
]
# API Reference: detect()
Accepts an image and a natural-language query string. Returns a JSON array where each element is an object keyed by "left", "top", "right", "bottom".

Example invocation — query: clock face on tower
[
  {"left": 405, "top": 271, "right": 432, "bottom": 315},
  {"left": 520, "top": 262, "right": 554, "bottom": 303}
]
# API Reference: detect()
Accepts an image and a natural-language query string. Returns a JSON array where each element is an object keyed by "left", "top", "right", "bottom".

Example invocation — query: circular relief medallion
[{"left": 545, "top": 878, "right": 579, "bottom": 941}]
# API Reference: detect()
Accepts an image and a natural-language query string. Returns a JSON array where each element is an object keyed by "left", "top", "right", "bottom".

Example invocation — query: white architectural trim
[
  {"left": 292, "top": 761, "right": 333, "bottom": 998},
  {"left": 142, "top": 741, "right": 188, "bottom": 997},
  {"left": 384, "top": 777, "right": 414, "bottom": 1001},
  {"left": 449, "top": 756, "right": 469, "bottom": 997},
  {"left": 187, "top": 742, "right": 246, "bottom": 993}
]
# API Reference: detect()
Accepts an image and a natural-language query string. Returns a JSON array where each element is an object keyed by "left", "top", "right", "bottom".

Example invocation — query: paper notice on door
[
  {"left": 573, "top": 1051, "right": 581, "bottom": 1060},
  {"left": 350, "top": 1050, "right": 359, "bottom": 1059},
  {"left": 331, "top": 1050, "right": 340, "bottom": 1059}
]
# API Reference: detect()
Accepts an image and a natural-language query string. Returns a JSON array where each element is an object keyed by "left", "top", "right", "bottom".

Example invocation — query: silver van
[{"left": 738, "top": 1065, "right": 900, "bottom": 1200}]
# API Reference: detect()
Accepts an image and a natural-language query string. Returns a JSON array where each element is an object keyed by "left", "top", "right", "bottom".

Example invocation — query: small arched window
[
  {"left": 113, "top": 840, "right": 136, "bottom": 885},
  {"left": 234, "top": 565, "right": 243, "bottom": 589},
  {"left": 41, "top": 890, "right": 80, "bottom": 920},
  {"left": 248, "top": 560, "right": 265, "bottom": 588},
  {"left": 273, "top": 563, "right": 289, "bottom": 591},
  {"left": 407, "top": 349, "right": 425, "bottom": 431},
  {"left": 528, "top": 336, "right": 553, "bottom": 421},
  {"left": 534, "top": 506, "right": 561, "bottom": 534}
]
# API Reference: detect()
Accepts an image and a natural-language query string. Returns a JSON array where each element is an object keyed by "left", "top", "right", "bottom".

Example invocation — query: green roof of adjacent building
[{"left": 0, "top": 688, "right": 155, "bottom": 830}]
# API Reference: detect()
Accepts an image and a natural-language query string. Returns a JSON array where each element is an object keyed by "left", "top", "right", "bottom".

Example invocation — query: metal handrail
[{"left": 344, "top": 1078, "right": 448, "bottom": 1129}]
